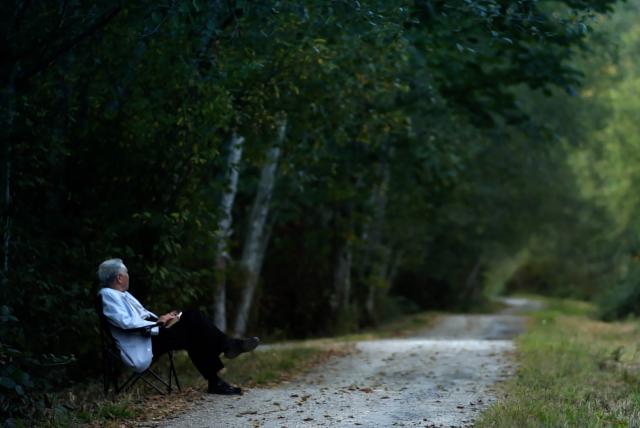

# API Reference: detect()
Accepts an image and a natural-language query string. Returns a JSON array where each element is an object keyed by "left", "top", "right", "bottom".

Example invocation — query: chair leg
[
  {"left": 137, "top": 373, "right": 168, "bottom": 395},
  {"left": 103, "top": 355, "right": 119, "bottom": 396},
  {"left": 102, "top": 358, "right": 109, "bottom": 396},
  {"left": 171, "top": 360, "right": 181, "bottom": 392},
  {"left": 119, "top": 370, "right": 167, "bottom": 395},
  {"left": 168, "top": 351, "right": 173, "bottom": 393},
  {"left": 117, "top": 371, "right": 142, "bottom": 394},
  {"left": 105, "top": 353, "right": 181, "bottom": 396},
  {"left": 168, "top": 351, "right": 181, "bottom": 392}
]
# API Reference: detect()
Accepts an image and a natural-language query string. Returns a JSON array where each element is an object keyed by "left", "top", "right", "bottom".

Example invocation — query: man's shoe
[
  {"left": 224, "top": 336, "right": 260, "bottom": 359},
  {"left": 207, "top": 378, "right": 242, "bottom": 395}
]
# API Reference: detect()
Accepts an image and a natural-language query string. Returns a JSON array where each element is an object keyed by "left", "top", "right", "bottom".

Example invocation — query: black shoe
[
  {"left": 207, "top": 378, "right": 242, "bottom": 395},
  {"left": 224, "top": 336, "right": 260, "bottom": 359}
]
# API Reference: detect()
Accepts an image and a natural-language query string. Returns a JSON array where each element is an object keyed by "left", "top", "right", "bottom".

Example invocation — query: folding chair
[{"left": 96, "top": 295, "right": 181, "bottom": 395}]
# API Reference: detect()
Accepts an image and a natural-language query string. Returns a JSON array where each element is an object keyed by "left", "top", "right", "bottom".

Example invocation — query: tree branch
[{"left": 16, "top": 6, "right": 121, "bottom": 87}]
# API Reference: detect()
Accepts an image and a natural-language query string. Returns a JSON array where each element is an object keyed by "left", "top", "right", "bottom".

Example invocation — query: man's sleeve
[
  {"left": 127, "top": 293, "right": 159, "bottom": 321},
  {"left": 100, "top": 290, "right": 158, "bottom": 331}
]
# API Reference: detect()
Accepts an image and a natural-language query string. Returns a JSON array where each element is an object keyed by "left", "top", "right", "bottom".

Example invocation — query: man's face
[{"left": 115, "top": 266, "right": 130, "bottom": 291}]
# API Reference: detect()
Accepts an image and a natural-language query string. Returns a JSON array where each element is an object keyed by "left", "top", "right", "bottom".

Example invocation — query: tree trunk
[
  {"left": 331, "top": 239, "right": 353, "bottom": 313},
  {"left": 233, "top": 117, "right": 286, "bottom": 336},
  {"left": 2, "top": 74, "right": 17, "bottom": 279},
  {"left": 105, "top": 42, "right": 146, "bottom": 115},
  {"left": 386, "top": 249, "right": 402, "bottom": 285},
  {"left": 365, "top": 246, "right": 389, "bottom": 319},
  {"left": 212, "top": 132, "right": 244, "bottom": 331},
  {"left": 2, "top": 155, "right": 11, "bottom": 275},
  {"left": 363, "top": 164, "right": 390, "bottom": 320},
  {"left": 463, "top": 258, "right": 483, "bottom": 306}
]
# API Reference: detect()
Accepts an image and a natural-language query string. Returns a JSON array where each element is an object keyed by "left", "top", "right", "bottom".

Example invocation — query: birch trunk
[
  {"left": 233, "top": 118, "right": 286, "bottom": 336},
  {"left": 212, "top": 133, "right": 244, "bottom": 331}
]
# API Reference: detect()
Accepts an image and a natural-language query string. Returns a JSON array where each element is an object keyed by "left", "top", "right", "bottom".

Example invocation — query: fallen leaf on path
[{"left": 236, "top": 410, "right": 258, "bottom": 417}]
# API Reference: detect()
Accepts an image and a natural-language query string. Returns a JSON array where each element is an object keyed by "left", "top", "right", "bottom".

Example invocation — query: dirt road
[{"left": 160, "top": 298, "right": 538, "bottom": 428}]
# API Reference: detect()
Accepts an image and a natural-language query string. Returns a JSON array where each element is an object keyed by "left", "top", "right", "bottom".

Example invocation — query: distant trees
[{"left": 0, "top": 0, "right": 628, "bottom": 421}]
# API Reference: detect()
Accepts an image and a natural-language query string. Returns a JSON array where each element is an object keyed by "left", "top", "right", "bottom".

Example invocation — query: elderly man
[{"left": 97, "top": 258, "right": 259, "bottom": 395}]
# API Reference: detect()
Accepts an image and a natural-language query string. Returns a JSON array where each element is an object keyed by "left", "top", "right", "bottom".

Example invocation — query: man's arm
[
  {"left": 124, "top": 292, "right": 159, "bottom": 321},
  {"left": 100, "top": 290, "right": 159, "bottom": 331}
]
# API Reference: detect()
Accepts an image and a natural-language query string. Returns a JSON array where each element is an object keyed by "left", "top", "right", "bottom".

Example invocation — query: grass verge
[{"left": 476, "top": 297, "right": 640, "bottom": 427}]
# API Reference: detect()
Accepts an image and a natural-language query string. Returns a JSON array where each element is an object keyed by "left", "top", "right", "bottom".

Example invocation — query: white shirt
[{"left": 98, "top": 287, "right": 160, "bottom": 372}]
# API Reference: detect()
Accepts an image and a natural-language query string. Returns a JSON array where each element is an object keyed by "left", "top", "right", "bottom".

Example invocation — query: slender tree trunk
[
  {"left": 463, "top": 258, "right": 483, "bottom": 305},
  {"left": 362, "top": 163, "right": 390, "bottom": 320},
  {"left": 233, "top": 117, "right": 286, "bottom": 336},
  {"left": 3, "top": 155, "right": 11, "bottom": 275},
  {"left": 212, "top": 133, "right": 244, "bottom": 331},
  {"left": 2, "top": 74, "right": 17, "bottom": 280},
  {"left": 366, "top": 246, "right": 390, "bottom": 319},
  {"left": 105, "top": 42, "right": 146, "bottom": 115},
  {"left": 386, "top": 250, "right": 402, "bottom": 285},
  {"left": 331, "top": 239, "right": 353, "bottom": 313}
]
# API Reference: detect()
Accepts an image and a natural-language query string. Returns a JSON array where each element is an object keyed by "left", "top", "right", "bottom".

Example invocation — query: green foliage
[
  {"left": 0, "top": 307, "right": 74, "bottom": 424},
  {"left": 0, "top": 0, "right": 632, "bottom": 420},
  {"left": 0, "top": 307, "right": 34, "bottom": 423},
  {"left": 598, "top": 264, "right": 640, "bottom": 321},
  {"left": 495, "top": 1, "right": 640, "bottom": 318}
]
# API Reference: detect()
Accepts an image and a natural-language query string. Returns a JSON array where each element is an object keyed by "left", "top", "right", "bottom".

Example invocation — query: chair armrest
[{"left": 107, "top": 321, "right": 162, "bottom": 335}]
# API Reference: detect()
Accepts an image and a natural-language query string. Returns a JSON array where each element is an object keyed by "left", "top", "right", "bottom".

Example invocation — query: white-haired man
[{"left": 97, "top": 258, "right": 259, "bottom": 395}]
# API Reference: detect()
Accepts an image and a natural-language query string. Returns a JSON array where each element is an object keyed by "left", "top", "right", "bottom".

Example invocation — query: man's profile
[{"left": 97, "top": 258, "right": 259, "bottom": 395}]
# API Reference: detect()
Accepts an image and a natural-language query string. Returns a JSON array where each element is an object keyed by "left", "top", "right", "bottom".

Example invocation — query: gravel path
[{"left": 159, "top": 299, "right": 537, "bottom": 428}]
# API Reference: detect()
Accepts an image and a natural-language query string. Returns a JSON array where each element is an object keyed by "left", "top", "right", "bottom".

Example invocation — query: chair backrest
[{"left": 95, "top": 294, "right": 121, "bottom": 355}]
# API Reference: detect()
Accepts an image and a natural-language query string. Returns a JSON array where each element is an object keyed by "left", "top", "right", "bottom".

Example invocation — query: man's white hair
[{"left": 98, "top": 258, "right": 127, "bottom": 286}]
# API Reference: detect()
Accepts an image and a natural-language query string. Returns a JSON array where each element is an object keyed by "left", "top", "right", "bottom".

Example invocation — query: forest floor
[{"left": 155, "top": 298, "right": 539, "bottom": 428}]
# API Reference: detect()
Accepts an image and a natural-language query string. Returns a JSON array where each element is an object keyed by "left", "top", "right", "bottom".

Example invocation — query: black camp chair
[{"left": 96, "top": 295, "right": 181, "bottom": 395}]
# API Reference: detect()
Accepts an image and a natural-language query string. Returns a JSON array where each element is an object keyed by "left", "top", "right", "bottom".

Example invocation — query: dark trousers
[{"left": 151, "top": 309, "right": 228, "bottom": 380}]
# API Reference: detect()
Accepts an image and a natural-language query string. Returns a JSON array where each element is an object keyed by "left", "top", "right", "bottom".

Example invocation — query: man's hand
[{"left": 157, "top": 311, "right": 179, "bottom": 325}]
